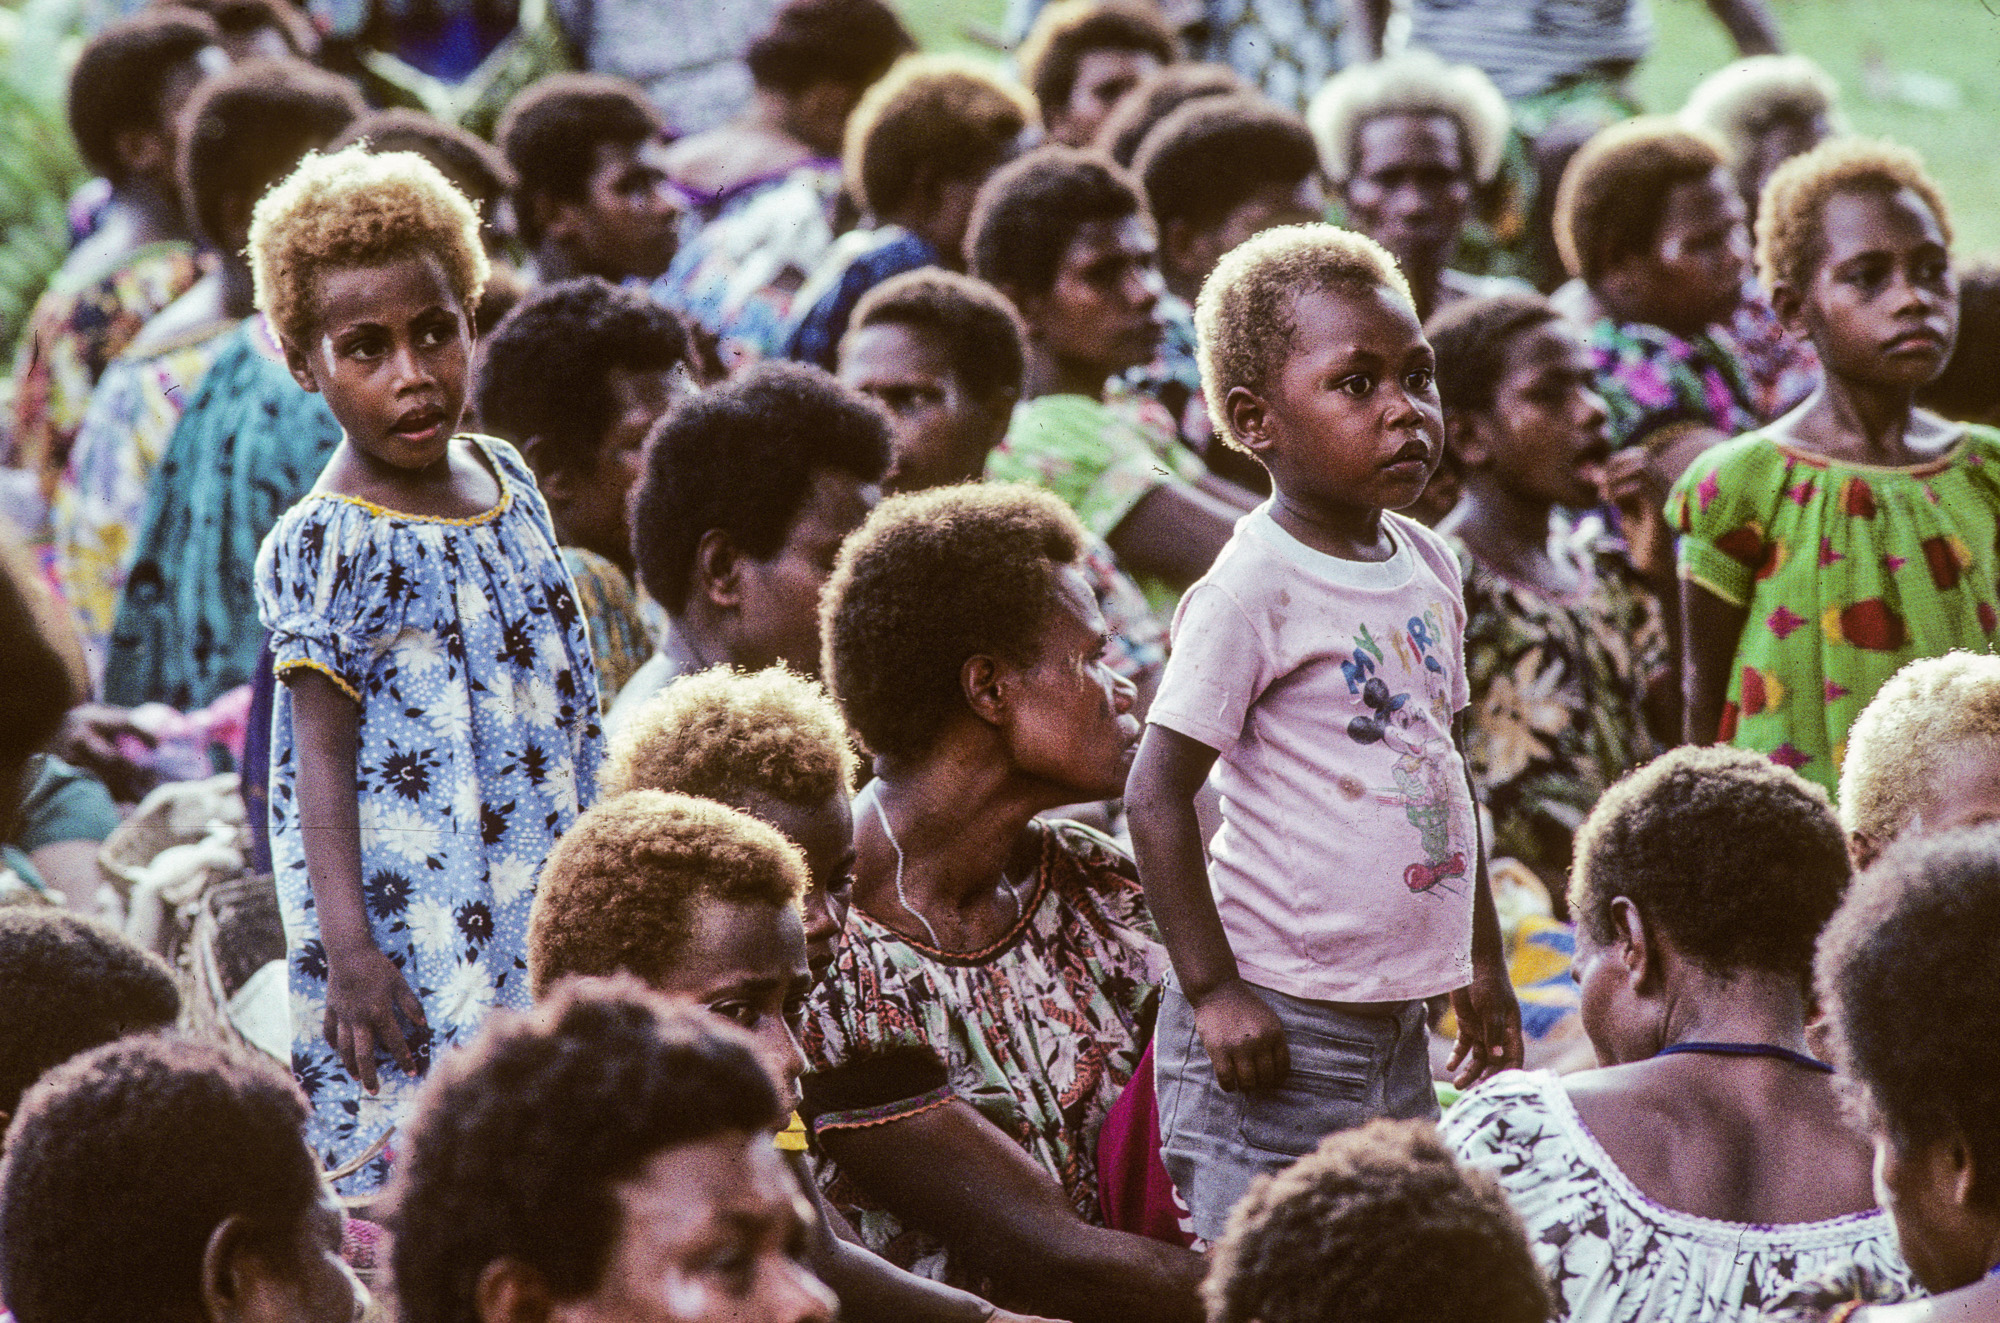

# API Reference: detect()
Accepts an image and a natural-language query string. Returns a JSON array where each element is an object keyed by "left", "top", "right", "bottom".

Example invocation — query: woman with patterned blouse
[{"left": 805, "top": 483, "right": 1205, "bottom": 1323}]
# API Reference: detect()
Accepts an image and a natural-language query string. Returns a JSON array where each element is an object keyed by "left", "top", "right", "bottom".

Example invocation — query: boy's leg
[{"left": 1154, "top": 975, "right": 1437, "bottom": 1244}]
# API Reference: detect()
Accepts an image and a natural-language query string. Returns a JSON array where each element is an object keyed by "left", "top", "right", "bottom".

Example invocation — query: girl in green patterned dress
[{"left": 1670, "top": 137, "right": 2000, "bottom": 796}]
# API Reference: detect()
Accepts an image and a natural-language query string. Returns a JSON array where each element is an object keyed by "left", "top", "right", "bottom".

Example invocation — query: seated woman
[
  {"left": 1307, "top": 49, "right": 1524, "bottom": 324},
  {"left": 1445, "top": 744, "right": 1911, "bottom": 1322},
  {"left": 1548, "top": 117, "right": 1762, "bottom": 484},
  {"left": 1807, "top": 825, "right": 2000, "bottom": 1322},
  {"left": 1429, "top": 292, "right": 1674, "bottom": 911},
  {"left": 970, "top": 146, "right": 1255, "bottom": 605},
  {"left": 806, "top": 483, "right": 1205, "bottom": 1322},
  {"left": 659, "top": 0, "right": 911, "bottom": 228}
]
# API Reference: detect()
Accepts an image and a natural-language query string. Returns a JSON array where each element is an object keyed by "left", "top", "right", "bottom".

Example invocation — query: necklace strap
[{"left": 1653, "top": 1041, "right": 1833, "bottom": 1073}]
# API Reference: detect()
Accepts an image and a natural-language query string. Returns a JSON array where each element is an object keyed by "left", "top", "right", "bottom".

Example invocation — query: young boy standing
[{"left": 1126, "top": 225, "right": 1520, "bottom": 1244}]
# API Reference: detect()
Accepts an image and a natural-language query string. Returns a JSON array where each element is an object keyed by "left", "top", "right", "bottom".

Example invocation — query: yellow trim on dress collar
[{"left": 307, "top": 435, "right": 513, "bottom": 526}]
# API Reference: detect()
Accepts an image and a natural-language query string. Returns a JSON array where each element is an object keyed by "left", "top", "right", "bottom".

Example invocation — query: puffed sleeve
[
  {"left": 1667, "top": 432, "right": 1788, "bottom": 609},
  {"left": 255, "top": 500, "right": 410, "bottom": 703}
]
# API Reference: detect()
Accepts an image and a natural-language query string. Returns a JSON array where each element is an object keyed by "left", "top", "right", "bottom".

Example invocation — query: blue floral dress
[{"left": 255, "top": 435, "right": 603, "bottom": 1192}]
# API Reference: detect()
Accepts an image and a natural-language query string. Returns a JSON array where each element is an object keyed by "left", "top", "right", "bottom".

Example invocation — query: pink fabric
[
  {"left": 1095, "top": 1040, "right": 1196, "bottom": 1247},
  {"left": 341, "top": 1216, "right": 386, "bottom": 1270},
  {"left": 1147, "top": 507, "right": 1477, "bottom": 1003}
]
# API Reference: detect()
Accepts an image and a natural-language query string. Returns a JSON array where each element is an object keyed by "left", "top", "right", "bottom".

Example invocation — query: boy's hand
[
  {"left": 1598, "top": 448, "right": 1673, "bottom": 585},
  {"left": 323, "top": 941, "right": 428, "bottom": 1093},
  {"left": 1193, "top": 979, "right": 1288, "bottom": 1092},
  {"left": 1446, "top": 956, "right": 1523, "bottom": 1089}
]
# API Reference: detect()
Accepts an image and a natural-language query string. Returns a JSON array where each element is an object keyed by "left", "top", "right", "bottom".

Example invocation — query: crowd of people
[{"left": 2, "top": 0, "right": 1999, "bottom": 1320}]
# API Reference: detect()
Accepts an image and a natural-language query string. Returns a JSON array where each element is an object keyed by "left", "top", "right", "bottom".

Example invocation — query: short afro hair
[
  {"left": 1307, "top": 48, "right": 1509, "bottom": 187},
  {"left": 388, "top": 977, "right": 784, "bottom": 1323},
  {"left": 746, "top": 0, "right": 913, "bottom": 94},
  {"left": 846, "top": 266, "right": 1028, "bottom": 403},
  {"left": 476, "top": 276, "right": 691, "bottom": 477},
  {"left": 1134, "top": 93, "right": 1321, "bottom": 233},
  {"left": 155, "top": 0, "right": 316, "bottom": 59},
  {"left": 496, "top": 74, "right": 663, "bottom": 248},
  {"left": 332, "top": 108, "right": 516, "bottom": 218},
  {"left": 605, "top": 665, "right": 858, "bottom": 806},
  {"left": 528, "top": 791, "right": 807, "bottom": 996},
  {"left": 821, "top": 482, "right": 1086, "bottom": 762},
  {"left": 1681, "top": 55, "right": 1842, "bottom": 171},
  {"left": 1572, "top": 745, "right": 1850, "bottom": 985},
  {"left": 1816, "top": 824, "right": 2000, "bottom": 1203},
  {"left": 1095, "top": 61, "right": 1247, "bottom": 167},
  {"left": 1195, "top": 223, "right": 1411, "bottom": 448},
  {"left": 1203, "top": 1119, "right": 1551, "bottom": 1323},
  {"left": 67, "top": 9, "right": 218, "bottom": 182},
  {"left": 0, "top": 1035, "right": 321, "bottom": 1323},
  {"left": 629, "top": 360, "right": 890, "bottom": 614},
  {"left": 843, "top": 55, "right": 1036, "bottom": 220},
  {"left": 967, "top": 144, "right": 1146, "bottom": 297},
  {"left": 250, "top": 143, "right": 490, "bottom": 350},
  {"left": 1840, "top": 651, "right": 2000, "bottom": 848},
  {"left": 1424, "top": 291, "right": 1562, "bottom": 417},
  {"left": 0, "top": 910, "right": 180, "bottom": 1118},
  {"left": 1016, "top": 0, "right": 1178, "bottom": 118},
  {"left": 1554, "top": 116, "right": 1728, "bottom": 285},
  {"left": 1755, "top": 135, "right": 1953, "bottom": 296},
  {"left": 177, "top": 59, "right": 364, "bottom": 253},
  {"left": 1921, "top": 260, "right": 2000, "bottom": 423}
]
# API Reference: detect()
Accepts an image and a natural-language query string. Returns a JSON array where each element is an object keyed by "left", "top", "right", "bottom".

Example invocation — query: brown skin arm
[
  {"left": 818, "top": 1098, "right": 1204, "bottom": 1323},
  {"left": 1702, "top": 0, "right": 1783, "bottom": 54},
  {"left": 1445, "top": 713, "right": 1524, "bottom": 1088},
  {"left": 1597, "top": 449, "right": 1684, "bottom": 744},
  {"left": 1348, "top": 0, "right": 1393, "bottom": 57},
  {"left": 1106, "top": 482, "right": 1242, "bottom": 591},
  {"left": 288, "top": 668, "right": 427, "bottom": 1092},
  {"left": 1126, "top": 724, "right": 1289, "bottom": 1095},
  {"left": 1681, "top": 581, "right": 1750, "bottom": 745}
]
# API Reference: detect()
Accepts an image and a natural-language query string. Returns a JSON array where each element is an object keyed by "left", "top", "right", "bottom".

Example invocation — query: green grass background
[{"left": 897, "top": 0, "right": 2000, "bottom": 257}]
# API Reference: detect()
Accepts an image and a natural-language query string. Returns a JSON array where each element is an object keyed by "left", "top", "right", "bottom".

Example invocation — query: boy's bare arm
[
  {"left": 1446, "top": 713, "right": 1523, "bottom": 1088},
  {"left": 1127, "top": 724, "right": 1289, "bottom": 1092}
]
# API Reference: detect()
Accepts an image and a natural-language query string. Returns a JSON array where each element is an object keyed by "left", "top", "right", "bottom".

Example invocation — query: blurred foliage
[{"left": 0, "top": 0, "right": 87, "bottom": 360}]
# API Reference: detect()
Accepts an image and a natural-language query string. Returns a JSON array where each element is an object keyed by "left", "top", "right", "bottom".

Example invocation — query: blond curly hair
[
  {"left": 1754, "top": 135, "right": 1952, "bottom": 295},
  {"left": 603, "top": 665, "right": 859, "bottom": 807},
  {"left": 249, "top": 144, "right": 489, "bottom": 348},
  {"left": 1307, "top": 49, "right": 1510, "bottom": 186},
  {"left": 1840, "top": 651, "right": 2000, "bottom": 847}
]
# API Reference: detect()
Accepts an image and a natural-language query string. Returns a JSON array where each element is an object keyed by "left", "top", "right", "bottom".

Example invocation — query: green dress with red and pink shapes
[{"left": 1667, "top": 424, "right": 2000, "bottom": 794}]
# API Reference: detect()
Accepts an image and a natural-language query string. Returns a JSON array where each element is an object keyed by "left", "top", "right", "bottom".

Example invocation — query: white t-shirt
[{"left": 1147, "top": 505, "right": 1477, "bottom": 1002}]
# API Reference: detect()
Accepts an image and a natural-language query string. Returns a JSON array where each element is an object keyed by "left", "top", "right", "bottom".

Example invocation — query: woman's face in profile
[{"left": 996, "top": 566, "right": 1140, "bottom": 802}]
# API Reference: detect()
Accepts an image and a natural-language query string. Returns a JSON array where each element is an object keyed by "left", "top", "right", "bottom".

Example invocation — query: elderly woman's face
[{"left": 999, "top": 565, "right": 1139, "bottom": 801}]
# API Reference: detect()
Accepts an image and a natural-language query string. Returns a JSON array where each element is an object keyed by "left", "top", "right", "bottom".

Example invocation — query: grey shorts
[{"left": 1153, "top": 973, "right": 1439, "bottom": 1244}]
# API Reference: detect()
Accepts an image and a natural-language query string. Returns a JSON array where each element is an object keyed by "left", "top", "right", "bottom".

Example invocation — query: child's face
[
  {"left": 660, "top": 897, "right": 814, "bottom": 1115},
  {"left": 1019, "top": 214, "right": 1164, "bottom": 383},
  {"left": 1341, "top": 112, "right": 1473, "bottom": 277},
  {"left": 840, "top": 321, "right": 1006, "bottom": 493},
  {"left": 551, "top": 137, "right": 679, "bottom": 281},
  {"left": 1607, "top": 168, "right": 1749, "bottom": 337},
  {"left": 1230, "top": 284, "right": 1443, "bottom": 520},
  {"left": 1786, "top": 186, "right": 1955, "bottom": 393},
  {"left": 284, "top": 251, "right": 471, "bottom": 473},
  {"left": 736, "top": 790, "right": 856, "bottom": 984},
  {"left": 1471, "top": 320, "right": 1612, "bottom": 511}
]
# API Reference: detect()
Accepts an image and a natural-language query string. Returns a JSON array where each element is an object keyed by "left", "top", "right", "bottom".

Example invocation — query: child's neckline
[
  {"left": 1766, "top": 429, "right": 1966, "bottom": 478},
  {"left": 309, "top": 435, "right": 511, "bottom": 526}
]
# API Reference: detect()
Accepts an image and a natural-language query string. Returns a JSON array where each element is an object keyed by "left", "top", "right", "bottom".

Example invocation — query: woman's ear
[
  {"left": 1445, "top": 409, "right": 1495, "bottom": 471},
  {"left": 692, "top": 528, "right": 744, "bottom": 612},
  {"left": 1770, "top": 279, "right": 1808, "bottom": 339},
  {"left": 1849, "top": 828, "right": 1880, "bottom": 872},
  {"left": 960, "top": 653, "right": 1007, "bottom": 727},
  {"left": 201, "top": 1215, "right": 274, "bottom": 1323},
  {"left": 1607, "top": 895, "right": 1656, "bottom": 991},
  {"left": 475, "top": 1257, "right": 556, "bottom": 1323}
]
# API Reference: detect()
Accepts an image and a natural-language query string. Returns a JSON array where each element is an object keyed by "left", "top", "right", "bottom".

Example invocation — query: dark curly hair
[
  {"left": 1816, "top": 824, "right": 2000, "bottom": 1204},
  {"left": 1017, "top": 0, "right": 1178, "bottom": 122},
  {"left": 820, "top": 482, "right": 1085, "bottom": 762},
  {"left": 630, "top": 360, "right": 890, "bottom": 614},
  {"left": 746, "top": 0, "right": 913, "bottom": 94},
  {"left": 1554, "top": 116, "right": 1728, "bottom": 285},
  {"left": 1572, "top": 745, "right": 1851, "bottom": 985},
  {"left": 0, "top": 1035, "right": 321, "bottom": 1323},
  {"left": 476, "top": 276, "right": 691, "bottom": 477},
  {"left": 0, "top": 909, "right": 180, "bottom": 1118},
  {"left": 1095, "top": 62, "right": 1247, "bottom": 167},
  {"left": 528, "top": 790, "right": 806, "bottom": 996},
  {"left": 1203, "top": 1119, "right": 1550, "bottom": 1323},
  {"left": 846, "top": 267, "right": 1028, "bottom": 403},
  {"left": 1921, "top": 260, "right": 2000, "bottom": 423},
  {"left": 333, "top": 108, "right": 516, "bottom": 216},
  {"left": 68, "top": 10, "right": 219, "bottom": 183},
  {"left": 387, "top": 977, "right": 784, "bottom": 1323},
  {"left": 1424, "top": 291, "right": 1563, "bottom": 415},
  {"left": 153, "top": 0, "right": 316, "bottom": 59},
  {"left": 843, "top": 55, "right": 1035, "bottom": 220},
  {"left": 967, "top": 144, "right": 1146, "bottom": 298},
  {"left": 497, "top": 74, "right": 663, "bottom": 248},
  {"left": 1134, "top": 93, "right": 1319, "bottom": 233},
  {"left": 177, "top": 57, "right": 364, "bottom": 252}
]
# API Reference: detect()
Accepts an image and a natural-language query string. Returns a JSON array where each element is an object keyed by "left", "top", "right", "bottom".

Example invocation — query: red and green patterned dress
[{"left": 1668, "top": 425, "right": 2000, "bottom": 794}]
